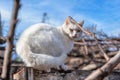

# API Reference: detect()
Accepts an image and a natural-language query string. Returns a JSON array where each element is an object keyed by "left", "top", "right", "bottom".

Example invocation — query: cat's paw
[
  {"left": 46, "top": 69, "right": 51, "bottom": 72},
  {"left": 60, "top": 64, "right": 68, "bottom": 71}
]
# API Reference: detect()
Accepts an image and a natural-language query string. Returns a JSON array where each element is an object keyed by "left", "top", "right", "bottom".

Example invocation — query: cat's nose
[{"left": 73, "top": 34, "right": 78, "bottom": 38}]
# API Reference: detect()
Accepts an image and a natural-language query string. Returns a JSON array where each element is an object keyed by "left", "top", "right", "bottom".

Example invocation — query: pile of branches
[
  {"left": 69, "top": 16, "right": 120, "bottom": 80},
  {"left": 0, "top": 0, "right": 120, "bottom": 80}
]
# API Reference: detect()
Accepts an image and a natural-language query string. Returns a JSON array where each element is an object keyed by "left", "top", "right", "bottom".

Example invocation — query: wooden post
[{"left": 28, "top": 67, "right": 34, "bottom": 80}]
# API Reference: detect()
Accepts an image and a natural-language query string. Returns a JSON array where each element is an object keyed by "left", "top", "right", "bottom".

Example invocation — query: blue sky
[{"left": 0, "top": 0, "right": 120, "bottom": 36}]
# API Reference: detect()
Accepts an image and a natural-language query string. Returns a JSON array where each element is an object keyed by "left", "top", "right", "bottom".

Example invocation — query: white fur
[{"left": 16, "top": 23, "right": 75, "bottom": 71}]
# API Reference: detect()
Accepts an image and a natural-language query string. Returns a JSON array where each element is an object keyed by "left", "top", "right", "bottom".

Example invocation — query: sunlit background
[{"left": 0, "top": 0, "right": 120, "bottom": 37}]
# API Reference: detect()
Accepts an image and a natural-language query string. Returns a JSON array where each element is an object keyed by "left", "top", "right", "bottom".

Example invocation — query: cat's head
[{"left": 62, "top": 17, "right": 84, "bottom": 41}]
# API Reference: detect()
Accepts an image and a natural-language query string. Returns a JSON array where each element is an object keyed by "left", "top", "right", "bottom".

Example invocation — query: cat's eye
[
  {"left": 70, "top": 29, "right": 73, "bottom": 32},
  {"left": 76, "top": 29, "right": 81, "bottom": 32}
]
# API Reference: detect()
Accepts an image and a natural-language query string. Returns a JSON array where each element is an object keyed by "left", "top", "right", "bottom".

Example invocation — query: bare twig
[
  {"left": 85, "top": 51, "right": 120, "bottom": 80},
  {"left": 77, "top": 38, "right": 120, "bottom": 46},
  {"left": 74, "top": 42, "right": 86, "bottom": 46},
  {"left": 82, "top": 38, "right": 88, "bottom": 57},
  {"left": 0, "top": 36, "right": 6, "bottom": 44},
  {"left": 1, "top": 0, "right": 20, "bottom": 79},
  {"left": 92, "top": 34, "right": 110, "bottom": 61}
]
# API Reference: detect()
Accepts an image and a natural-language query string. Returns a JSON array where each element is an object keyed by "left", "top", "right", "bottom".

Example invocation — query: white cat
[{"left": 16, "top": 17, "right": 84, "bottom": 71}]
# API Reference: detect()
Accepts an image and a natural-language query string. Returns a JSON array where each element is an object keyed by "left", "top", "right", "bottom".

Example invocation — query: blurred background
[{"left": 0, "top": 0, "right": 120, "bottom": 37}]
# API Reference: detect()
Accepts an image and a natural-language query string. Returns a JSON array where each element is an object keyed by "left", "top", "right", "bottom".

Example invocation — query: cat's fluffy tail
[{"left": 16, "top": 39, "right": 33, "bottom": 65}]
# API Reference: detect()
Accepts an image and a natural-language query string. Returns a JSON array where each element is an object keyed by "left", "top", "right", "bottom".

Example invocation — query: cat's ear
[
  {"left": 65, "top": 17, "right": 71, "bottom": 25},
  {"left": 79, "top": 20, "right": 84, "bottom": 27}
]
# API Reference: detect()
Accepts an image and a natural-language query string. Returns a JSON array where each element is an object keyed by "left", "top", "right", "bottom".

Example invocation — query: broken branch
[{"left": 85, "top": 51, "right": 120, "bottom": 80}]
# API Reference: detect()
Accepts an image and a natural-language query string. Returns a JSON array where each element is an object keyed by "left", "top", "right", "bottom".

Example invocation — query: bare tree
[
  {"left": 1, "top": 0, "right": 21, "bottom": 80},
  {"left": 85, "top": 24, "right": 108, "bottom": 39}
]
